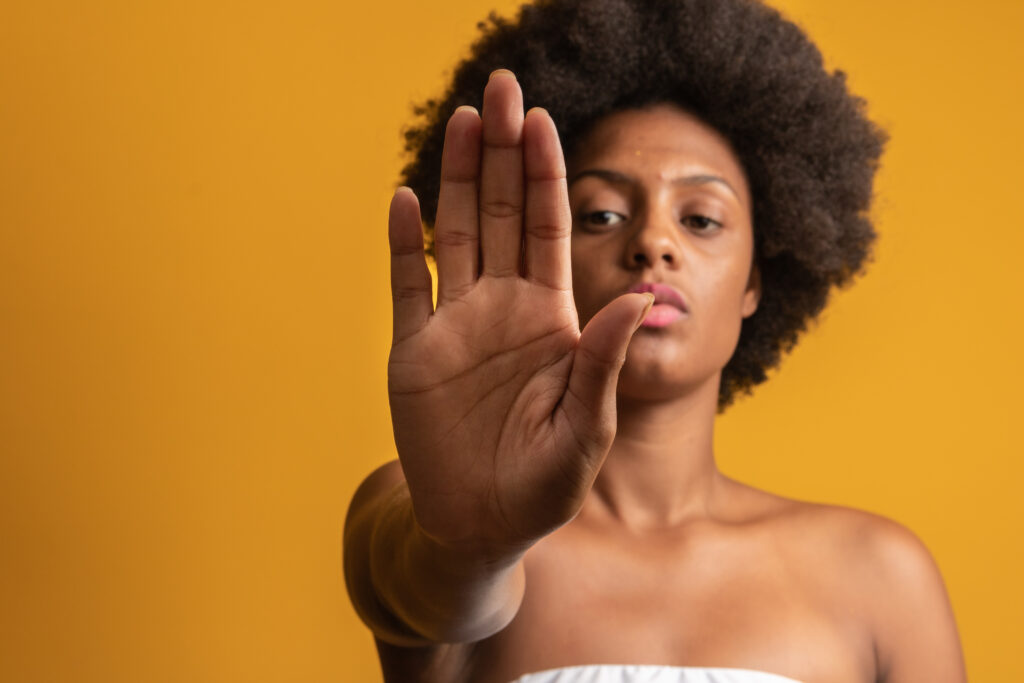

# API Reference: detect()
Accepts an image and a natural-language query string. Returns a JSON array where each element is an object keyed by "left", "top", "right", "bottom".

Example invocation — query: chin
[
  {"left": 615, "top": 335, "right": 732, "bottom": 404},
  {"left": 615, "top": 369, "right": 717, "bottom": 404},
  {"left": 616, "top": 357, "right": 703, "bottom": 403}
]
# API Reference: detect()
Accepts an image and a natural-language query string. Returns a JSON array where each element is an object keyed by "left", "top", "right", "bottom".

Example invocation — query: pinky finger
[{"left": 388, "top": 187, "right": 433, "bottom": 342}]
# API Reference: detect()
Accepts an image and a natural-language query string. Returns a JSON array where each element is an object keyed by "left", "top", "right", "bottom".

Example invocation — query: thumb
[{"left": 561, "top": 292, "right": 654, "bottom": 450}]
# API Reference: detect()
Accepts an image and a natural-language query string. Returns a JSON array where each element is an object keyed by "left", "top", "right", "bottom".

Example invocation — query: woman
[{"left": 344, "top": 0, "right": 966, "bottom": 681}]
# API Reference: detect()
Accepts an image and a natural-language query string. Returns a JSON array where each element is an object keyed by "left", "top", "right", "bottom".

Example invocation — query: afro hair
[{"left": 399, "top": 0, "right": 888, "bottom": 412}]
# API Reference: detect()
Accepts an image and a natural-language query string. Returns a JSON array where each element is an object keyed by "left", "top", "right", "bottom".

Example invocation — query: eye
[
  {"left": 681, "top": 214, "right": 722, "bottom": 232},
  {"left": 578, "top": 210, "right": 627, "bottom": 230}
]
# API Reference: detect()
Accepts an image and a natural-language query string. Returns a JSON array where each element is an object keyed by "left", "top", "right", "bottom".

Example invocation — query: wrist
[
  {"left": 411, "top": 518, "right": 531, "bottom": 576},
  {"left": 369, "top": 487, "right": 527, "bottom": 642}
]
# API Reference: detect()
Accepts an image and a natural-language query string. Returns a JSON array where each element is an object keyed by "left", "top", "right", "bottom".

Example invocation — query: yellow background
[{"left": 1, "top": 0, "right": 1021, "bottom": 680}]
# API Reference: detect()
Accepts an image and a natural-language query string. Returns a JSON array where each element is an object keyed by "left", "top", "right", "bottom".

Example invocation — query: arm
[
  {"left": 343, "top": 460, "right": 525, "bottom": 646},
  {"left": 343, "top": 72, "right": 651, "bottom": 646}
]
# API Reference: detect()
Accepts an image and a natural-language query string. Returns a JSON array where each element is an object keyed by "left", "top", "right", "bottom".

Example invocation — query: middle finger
[{"left": 479, "top": 70, "right": 525, "bottom": 278}]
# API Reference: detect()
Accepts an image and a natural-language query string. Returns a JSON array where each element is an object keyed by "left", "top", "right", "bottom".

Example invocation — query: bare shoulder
[
  {"left": 725, "top": 480, "right": 940, "bottom": 570},
  {"left": 765, "top": 496, "right": 945, "bottom": 595},
  {"left": 744, "top": 489, "right": 947, "bottom": 604},
  {"left": 729, "top": 483, "right": 966, "bottom": 682}
]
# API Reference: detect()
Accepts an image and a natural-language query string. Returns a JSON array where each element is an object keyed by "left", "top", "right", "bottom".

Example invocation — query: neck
[{"left": 587, "top": 374, "right": 725, "bottom": 531}]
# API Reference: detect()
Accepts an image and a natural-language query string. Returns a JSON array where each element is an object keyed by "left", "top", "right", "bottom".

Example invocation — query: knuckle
[
  {"left": 390, "top": 243, "right": 426, "bottom": 257},
  {"left": 588, "top": 423, "right": 615, "bottom": 449},
  {"left": 479, "top": 199, "right": 523, "bottom": 220},
  {"left": 576, "top": 343, "right": 619, "bottom": 372},
  {"left": 566, "top": 397, "right": 614, "bottom": 452},
  {"left": 392, "top": 284, "right": 429, "bottom": 301},
  {"left": 526, "top": 222, "right": 569, "bottom": 241},
  {"left": 433, "top": 229, "right": 478, "bottom": 248},
  {"left": 439, "top": 173, "right": 476, "bottom": 185},
  {"left": 442, "top": 282, "right": 474, "bottom": 300}
]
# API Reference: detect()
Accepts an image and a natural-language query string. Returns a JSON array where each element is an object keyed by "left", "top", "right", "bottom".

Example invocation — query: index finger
[{"left": 522, "top": 107, "right": 572, "bottom": 291}]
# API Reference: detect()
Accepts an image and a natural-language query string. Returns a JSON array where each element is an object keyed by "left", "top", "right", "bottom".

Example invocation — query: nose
[{"left": 625, "top": 209, "right": 682, "bottom": 270}]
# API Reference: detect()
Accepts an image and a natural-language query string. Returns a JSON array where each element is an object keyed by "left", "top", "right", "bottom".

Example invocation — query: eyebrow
[{"left": 567, "top": 168, "right": 743, "bottom": 204}]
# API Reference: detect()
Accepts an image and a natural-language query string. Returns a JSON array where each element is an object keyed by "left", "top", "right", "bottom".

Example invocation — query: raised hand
[{"left": 387, "top": 70, "right": 652, "bottom": 560}]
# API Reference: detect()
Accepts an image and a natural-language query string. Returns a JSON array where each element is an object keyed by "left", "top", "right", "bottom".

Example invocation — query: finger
[
  {"left": 523, "top": 107, "right": 572, "bottom": 291},
  {"left": 479, "top": 69, "right": 525, "bottom": 278},
  {"left": 435, "top": 105, "right": 482, "bottom": 304},
  {"left": 562, "top": 293, "right": 654, "bottom": 452},
  {"left": 389, "top": 187, "right": 433, "bottom": 342}
]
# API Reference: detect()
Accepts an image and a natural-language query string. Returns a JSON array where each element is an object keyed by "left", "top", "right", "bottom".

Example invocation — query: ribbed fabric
[{"left": 509, "top": 665, "right": 803, "bottom": 683}]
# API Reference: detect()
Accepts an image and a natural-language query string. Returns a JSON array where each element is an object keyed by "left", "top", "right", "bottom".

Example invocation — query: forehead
[{"left": 568, "top": 104, "right": 750, "bottom": 204}]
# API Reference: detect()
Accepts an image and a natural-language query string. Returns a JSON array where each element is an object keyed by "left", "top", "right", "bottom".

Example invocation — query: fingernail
[
  {"left": 525, "top": 106, "right": 548, "bottom": 117},
  {"left": 489, "top": 68, "right": 516, "bottom": 81},
  {"left": 454, "top": 105, "right": 478, "bottom": 115},
  {"left": 395, "top": 186, "right": 414, "bottom": 195},
  {"left": 636, "top": 293, "right": 655, "bottom": 326}
]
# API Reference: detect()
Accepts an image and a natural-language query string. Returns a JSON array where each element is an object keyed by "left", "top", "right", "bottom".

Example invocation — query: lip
[{"left": 629, "top": 282, "right": 688, "bottom": 328}]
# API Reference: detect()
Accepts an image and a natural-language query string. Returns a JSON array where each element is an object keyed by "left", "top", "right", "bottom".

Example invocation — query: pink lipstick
[{"left": 630, "top": 282, "right": 688, "bottom": 328}]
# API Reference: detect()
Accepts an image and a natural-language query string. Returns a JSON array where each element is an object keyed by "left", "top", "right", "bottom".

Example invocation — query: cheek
[
  {"left": 569, "top": 248, "right": 605, "bottom": 325},
  {"left": 697, "top": 261, "right": 751, "bottom": 349}
]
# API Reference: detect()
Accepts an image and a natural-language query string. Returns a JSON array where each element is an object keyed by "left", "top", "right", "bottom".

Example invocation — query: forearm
[{"left": 344, "top": 478, "right": 526, "bottom": 645}]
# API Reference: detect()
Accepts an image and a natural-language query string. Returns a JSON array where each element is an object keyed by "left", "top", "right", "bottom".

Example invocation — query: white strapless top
[{"left": 510, "top": 665, "right": 802, "bottom": 683}]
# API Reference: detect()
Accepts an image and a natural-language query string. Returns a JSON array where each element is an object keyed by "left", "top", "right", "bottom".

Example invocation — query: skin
[{"left": 343, "top": 71, "right": 966, "bottom": 683}]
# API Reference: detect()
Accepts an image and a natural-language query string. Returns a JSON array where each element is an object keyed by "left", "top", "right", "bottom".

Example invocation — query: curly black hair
[{"left": 399, "top": 0, "right": 888, "bottom": 412}]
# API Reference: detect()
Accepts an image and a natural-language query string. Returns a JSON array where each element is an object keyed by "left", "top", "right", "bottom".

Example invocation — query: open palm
[{"left": 387, "top": 71, "right": 651, "bottom": 557}]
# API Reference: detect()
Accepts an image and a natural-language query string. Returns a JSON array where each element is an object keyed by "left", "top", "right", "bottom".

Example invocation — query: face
[{"left": 567, "top": 104, "right": 761, "bottom": 401}]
